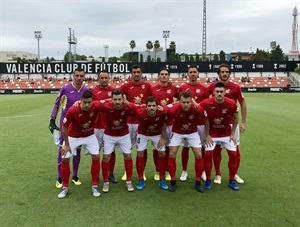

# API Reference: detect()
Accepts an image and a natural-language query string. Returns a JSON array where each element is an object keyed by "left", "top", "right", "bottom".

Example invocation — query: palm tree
[
  {"left": 146, "top": 40, "right": 153, "bottom": 60},
  {"left": 129, "top": 40, "right": 136, "bottom": 62},
  {"left": 169, "top": 41, "right": 176, "bottom": 50},
  {"left": 153, "top": 40, "right": 160, "bottom": 61}
]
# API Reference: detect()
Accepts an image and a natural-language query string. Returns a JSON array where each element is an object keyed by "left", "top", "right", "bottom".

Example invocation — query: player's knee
[
  {"left": 123, "top": 153, "right": 131, "bottom": 160},
  {"left": 137, "top": 151, "right": 144, "bottom": 158},
  {"left": 62, "top": 158, "right": 70, "bottom": 163},
  {"left": 92, "top": 154, "right": 100, "bottom": 160}
]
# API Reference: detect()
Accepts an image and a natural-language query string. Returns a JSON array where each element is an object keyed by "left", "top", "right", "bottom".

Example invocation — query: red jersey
[
  {"left": 151, "top": 84, "right": 178, "bottom": 106},
  {"left": 91, "top": 85, "right": 115, "bottom": 129},
  {"left": 179, "top": 83, "right": 207, "bottom": 125},
  {"left": 120, "top": 81, "right": 152, "bottom": 124},
  {"left": 62, "top": 102, "right": 103, "bottom": 138},
  {"left": 168, "top": 103, "right": 205, "bottom": 134},
  {"left": 151, "top": 83, "right": 178, "bottom": 126},
  {"left": 200, "top": 97, "right": 238, "bottom": 137},
  {"left": 133, "top": 106, "right": 169, "bottom": 136},
  {"left": 100, "top": 102, "right": 139, "bottom": 136},
  {"left": 206, "top": 81, "right": 245, "bottom": 104}
]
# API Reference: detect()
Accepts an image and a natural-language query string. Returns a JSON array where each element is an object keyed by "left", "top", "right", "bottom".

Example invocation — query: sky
[{"left": 0, "top": 0, "right": 299, "bottom": 59}]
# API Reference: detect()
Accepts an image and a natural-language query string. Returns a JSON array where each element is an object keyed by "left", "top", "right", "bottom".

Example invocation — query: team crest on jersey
[
  {"left": 222, "top": 109, "right": 227, "bottom": 114},
  {"left": 196, "top": 89, "right": 200, "bottom": 93},
  {"left": 82, "top": 121, "right": 91, "bottom": 129},
  {"left": 113, "top": 119, "right": 122, "bottom": 126},
  {"left": 134, "top": 95, "right": 143, "bottom": 104},
  {"left": 161, "top": 99, "right": 168, "bottom": 106},
  {"left": 167, "top": 89, "right": 171, "bottom": 94},
  {"left": 63, "top": 117, "right": 67, "bottom": 123},
  {"left": 121, "top": 111, "right": 125, "bottom": 116},
  {"left": 89, "top": 112, "right": 94, "bottom": 117},
  {"left": 155, "top": 117, "right": 160, "bottom": 121},
  {"left": 189, "top": 115, "right": 194, "bottom": 120},
  {"left": 141, "top": 85, "right": 145, "bottom": 89},
  {"left": 226, "top": 89, "right": 230, "bottom": 94},
  {"left": 214, "top": 117, "right": 223, "bottom": 125},
  {"left": 148, "top": 125, "right": 156, "bottom": 131},
  {"left": 108, "top": 91, "right": 112, "bottom": 97},
  {"left": 182, "top": 123, "right": 191, "bottom": 130}
]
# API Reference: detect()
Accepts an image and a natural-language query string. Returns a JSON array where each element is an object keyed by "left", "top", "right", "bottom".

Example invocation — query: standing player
[
  {"left": 167, "top": 91, "right": 205, "bottom": 192},
  {"left": 178, "top": 65, "right": 207, "bottom": 182},
  {"left": 58, "top": 90, "right": 102, "bottom": 199},
  {"left": 91, "top": 70, "right": 118, "bottom": 183},
  {"left": 150, "top": 68, "right": 178, "bottom": 181},
  {"left": 49, "top": 67, "right": 88, "bottom": 189},
  {"left": 206, "top": 63, "right": 247, "bottom": 184},
  {"left": 100, "top": 90, "right": 139, "bottom": 193},
  {"left": 201, "top": 82, "right": 240, "bottom": 191},
  {"left": 133, "top": 96, "right": 169, "bottom": 190},
  {"left": 120, "top": 64, "right": 152, "bottom": 180}
]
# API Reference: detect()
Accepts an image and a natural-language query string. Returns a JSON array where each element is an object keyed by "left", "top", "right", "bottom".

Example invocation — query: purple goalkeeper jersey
[{"left": 50, "top": 83, "right": 89, "bottom": 126}]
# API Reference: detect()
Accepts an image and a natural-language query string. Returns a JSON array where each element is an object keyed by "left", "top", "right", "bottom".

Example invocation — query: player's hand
[
  {"left": 73, "top": 100, "right": 81, "bottom": 107},
  {"left": 240, "top": 123, "right": 246, "bottom": 133},
  {"left": 157, "top": 138, "right": 166, "bottom": 150},
  {"left": 229, "top": 134, "right": 237, "bottom": 146},
  {"left": 157, "top": 105, "right": 163, "bottom": 111},
  {"left": 61, "top": 144, "right": 71, "bottom": 158},
  {"left": 204, "top": 135, "right": 214, "bottom": 147},
  {"left": 48, "top": 119, "right": 59, "bottom": 134}
]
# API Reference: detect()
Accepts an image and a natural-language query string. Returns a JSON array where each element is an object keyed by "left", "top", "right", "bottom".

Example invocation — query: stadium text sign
[
  {"left": 0, "top": 61, "right": 299, "bottom": 74},
  {"left": 3, "top": 63, "right": 131, "bottom": 74}
]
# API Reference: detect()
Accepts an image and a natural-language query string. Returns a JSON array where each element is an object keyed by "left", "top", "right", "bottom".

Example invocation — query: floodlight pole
[
  {"left": 34, "top": 31, "right": 42, "bottom": 61},
  {"left": 163, "top": 30, "right": 170, "bottom": 62}
]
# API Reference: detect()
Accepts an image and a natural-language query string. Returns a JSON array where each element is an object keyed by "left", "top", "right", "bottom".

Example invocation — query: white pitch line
[{"left": 0, "top": 113, "right": 49, "bottom": 119}]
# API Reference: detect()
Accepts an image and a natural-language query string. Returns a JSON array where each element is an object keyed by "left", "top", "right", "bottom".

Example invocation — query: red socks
[
  {"left": 136, "top": 156, "right": 144, "bottom": 180},
  {"left": 61, "top": 161, "right": 70, "bottom": 187},
  {"left": 167, "top": 157, "right": 176, "bottom": 181},
  {"left": 101, "top": 161, "right": 109, "bottom": 183},
  {"left": 213, "top": 145, "right": 222, "bottom": 176},
  {"left": 227, "top": 150, "right": 237, "bottom": 180},
  {"left": 91, "top": 159, "right": 100, "bottom": 186},
  {"left": 124, "top": 159, "right": 133, "bottom": 181},
  {"left": 181, "top": 147, "right": 189, "bottom": 171},
  {"left": 109, "top": 151, "right": 116, "bottom": 175}
]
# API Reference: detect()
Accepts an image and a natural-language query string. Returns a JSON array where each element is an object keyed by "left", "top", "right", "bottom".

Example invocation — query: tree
[
  {"left": 146, "top": 40, "right": 153, "bottom": 59},
  {"left": 169, "top": 41, "right": 176, "bottom": 50},
  {"left": 195, "top": 53, "right": 200, "bottom": 62},
  {"left": 213, "top": 54, "right": 219, "bottom": 61},
  {"left": 153, "top": 40, "right": 160, "bottom": 61},
  {"left": 251, "top": 48, "right": 270, "bottom": 61},
  {"left": 270, "top": 44, "right": 284, "bottom": 61},
  {"left": 147, "top": 55, "right": 152, "bottom": 62},
  {"left": 139, "top": 54, "right": 144, "bottom": 62},
  {"left": 219, "top": 50, "right": 226, "bottom": 61},
  {"left": 129, "top": 40, "right": 136, "bottom": 62}
]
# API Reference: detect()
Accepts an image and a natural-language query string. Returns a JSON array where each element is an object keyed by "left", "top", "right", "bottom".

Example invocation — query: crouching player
[
  {"left": 201, "top": 82, "right": 240, "bottom": 191},
  {"left": 167, "top": 91, "right": 206, "bottom": 192},
  {"left": 133, "top": 96, "right": 169, "bottom": 190},
  {"left": 58, "top": 90, "right": 103, "bottom": 199}
]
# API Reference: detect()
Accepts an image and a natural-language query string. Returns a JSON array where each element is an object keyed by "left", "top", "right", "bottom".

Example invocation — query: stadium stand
[{"left": 0, "top": 72, "right": 290, "bottom": 89}]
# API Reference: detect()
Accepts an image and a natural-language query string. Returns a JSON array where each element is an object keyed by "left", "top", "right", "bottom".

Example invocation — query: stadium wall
[{"left": 1, "top": 87, "right": 300, "bottom": 95}]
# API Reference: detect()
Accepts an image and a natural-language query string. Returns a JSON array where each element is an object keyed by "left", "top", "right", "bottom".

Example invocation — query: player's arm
[
  {"left": 157, "top": 123, "right": 167, "bottom": 150},
  {"left": 230, "top": 112, "right": 239, "bottom": 146},
  {"left": 61, "top": 125, "right": 70, "bottom": 157},
  {"left": 239, "top": 100, "right": 247, "bottom": 133},
  {"left": 48, "top": 91, "right": 65, "bottom": 134},
  {"left": 204, "top": 118, "right": 213, "bottom": 147}
]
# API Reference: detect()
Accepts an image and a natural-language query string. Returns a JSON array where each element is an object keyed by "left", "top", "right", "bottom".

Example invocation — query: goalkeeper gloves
[{"left": 49, "top": 119, "right": 59, "bottom": 134}]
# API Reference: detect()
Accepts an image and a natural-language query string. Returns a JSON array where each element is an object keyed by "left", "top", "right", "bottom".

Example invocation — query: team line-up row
[{"left": 48, "top": 64, "right": 247, "bottom": 199}]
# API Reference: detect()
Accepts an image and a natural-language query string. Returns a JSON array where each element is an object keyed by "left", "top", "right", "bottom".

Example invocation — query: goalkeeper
[{"left": 49, "top": 68, "right": 88, "bottom": 189}]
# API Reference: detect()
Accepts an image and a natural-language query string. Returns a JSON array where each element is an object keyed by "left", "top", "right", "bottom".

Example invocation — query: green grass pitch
[{"left": 0, "top": 93, "right": 299, "bottom": 226}]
